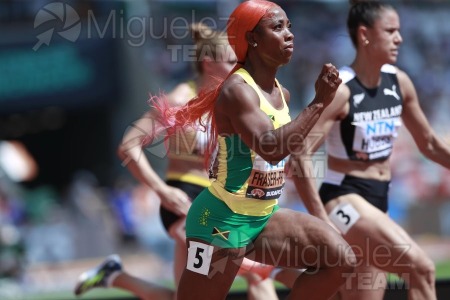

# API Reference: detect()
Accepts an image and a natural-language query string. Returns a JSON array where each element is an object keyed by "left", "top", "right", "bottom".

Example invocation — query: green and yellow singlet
[{"left": 208, "top": 68, "right": 291, "bottom": 216}]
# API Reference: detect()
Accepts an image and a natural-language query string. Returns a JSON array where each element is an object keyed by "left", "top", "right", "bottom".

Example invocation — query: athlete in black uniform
[
  {"left": 320, "top": 64, "right": 403, "bottom": 213},
  {"left": 290, "top": 1, "right": 450, "bottom": 299}
]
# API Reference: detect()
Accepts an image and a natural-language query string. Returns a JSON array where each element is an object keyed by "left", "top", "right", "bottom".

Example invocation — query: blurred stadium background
[{"left": 0, "top": 0, "right": 450, "bottom": 299}]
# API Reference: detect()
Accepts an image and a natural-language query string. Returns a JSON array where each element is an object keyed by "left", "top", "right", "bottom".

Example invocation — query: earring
[
  {"left": 252, "top": 42, "right": 257, "bottom": 48},
  {"left": 364, "top": 40, "right": 369, "bottom": 46}
]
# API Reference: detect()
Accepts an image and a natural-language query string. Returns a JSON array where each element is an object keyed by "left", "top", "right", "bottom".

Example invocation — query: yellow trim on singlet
[
  {"left": 209, "top": 182, "right": 277, "bottom": 216},
  {"left": 164, "top": 80, "right": 210, "bottom": 188},
  {"left": 166, "top": 172, "right": 211, "bottom": 187},
  {"left": 236, "top": 69, "right": 290, "bottom": 129},
  {"left": 186, "top": 80, "right": 197, "bottom": 99},
  {"left": 208, "top": 68, "right": 291, "bottom": 216}
]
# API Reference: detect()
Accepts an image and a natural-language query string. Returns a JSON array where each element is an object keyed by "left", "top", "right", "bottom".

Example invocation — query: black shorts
[
  {"left": 159, "top": 180, "right": 206, "bottom": 233},
  {"left": 319, "top": 175, "right": 390, "bottom": 213}
]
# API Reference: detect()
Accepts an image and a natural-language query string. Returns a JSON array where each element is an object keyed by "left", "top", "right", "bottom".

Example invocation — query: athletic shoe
[{"left": 74, "top": 254, "right": 122, "bottom": 296}]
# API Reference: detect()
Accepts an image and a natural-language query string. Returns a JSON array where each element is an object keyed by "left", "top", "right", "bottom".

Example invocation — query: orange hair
[
  {"left": 227, "top": 0, "right": 278, "bottom": 64},
  {"left": 149, "top": 1, "right": 278, "bottom": 167}
]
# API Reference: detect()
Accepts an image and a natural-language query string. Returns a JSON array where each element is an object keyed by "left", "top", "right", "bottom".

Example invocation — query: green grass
[
  {"left": 381, "top": 260, "right": 450, "bottom": 284},
  {"left": 436, "top": 260, "right": 450, "bottom": 279},
  {"left": 18, "top": 278, "right": 250, "bottom": 300},
  {"left": 22, "top": 289, "right": 134, "bottom": 300},
  {"left": 13, "top": 261, "right": 450, "bottom": 300}
]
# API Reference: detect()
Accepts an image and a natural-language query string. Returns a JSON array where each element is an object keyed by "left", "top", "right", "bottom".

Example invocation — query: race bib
[
  {"left": 186, "top": 241, "right": 214, "bottom": 275},
  {"left": 351, "top": 116, "right": 402, "bottom": 160},
  {"left": 329, "top": 203, "right": 361, "bottom": 234},
  {"left": 245, "top": 156, "right": 285, "bottom": 200}
]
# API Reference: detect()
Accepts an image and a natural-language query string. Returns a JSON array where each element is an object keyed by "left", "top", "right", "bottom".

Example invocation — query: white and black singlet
[
  {"left": 326, "top": 64, "right": 403, "bottom": 162},
  {"left": 319, "top": 65, "right": 404, "bottom": 213}
]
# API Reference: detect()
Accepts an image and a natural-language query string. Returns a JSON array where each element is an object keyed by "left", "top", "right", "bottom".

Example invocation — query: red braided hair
[{"left": 148, "top": 1, "right": 279, "bottom": 167}]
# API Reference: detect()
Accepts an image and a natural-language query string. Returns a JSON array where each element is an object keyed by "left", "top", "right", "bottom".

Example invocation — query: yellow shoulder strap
[{"left": 234, "top": 68, "right": 288, "bottom": 110}]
